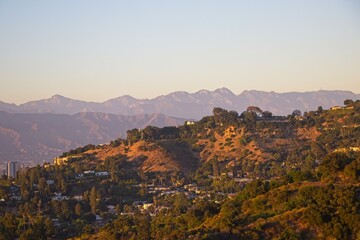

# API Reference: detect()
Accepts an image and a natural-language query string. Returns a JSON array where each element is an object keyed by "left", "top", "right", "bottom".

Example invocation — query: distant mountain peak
[
  {"left": 51, "top": 94, "right": 65, "bottom": 98},
  {"left": 108, "top": 95, "right": 137, "bottom": 102},
  {"left": 214, "top": 87, "right": 235, "bottom": 95},
  {"left": 47, "top": 94, "right": 70, "bottom": 104},
  {"left": 196, "top": 89, "right": 210, "bottom": 94},
  {"left": 215, "top": 87, "right": 231, "bottom": 92}
]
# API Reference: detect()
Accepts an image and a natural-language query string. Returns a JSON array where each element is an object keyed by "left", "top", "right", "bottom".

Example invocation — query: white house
[
  {"left": 95, "top": 171, "right": 109, "bottom": 176},
  {"left": 73, "top": 195, "right": 83, "bottom": 201},
  {"left": 46, "top": 180, "right": 55, "bottom": 185}
]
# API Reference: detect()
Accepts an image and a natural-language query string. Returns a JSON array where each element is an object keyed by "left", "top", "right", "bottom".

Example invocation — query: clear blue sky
[{"left": 0, "top": 1, "right": 359, "bottom": 104}]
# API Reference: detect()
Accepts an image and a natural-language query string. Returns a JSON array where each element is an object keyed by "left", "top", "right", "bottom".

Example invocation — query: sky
[{"left": 0, "top": 1, "right": 359, "bottom": 104}]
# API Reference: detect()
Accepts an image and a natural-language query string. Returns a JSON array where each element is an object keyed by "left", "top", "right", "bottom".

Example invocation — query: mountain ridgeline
[{"left": 1, "top": 88, "right": 359, "bottom": 119}]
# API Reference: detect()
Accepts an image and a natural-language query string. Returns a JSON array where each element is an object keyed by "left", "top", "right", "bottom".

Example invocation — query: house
[
  {"left": 330, "top": 106, "right": 342, "bottom": 110},
  {"left": 185, "top": 121, "right": 195, "bottom": 125},
  {"left": 143, "top": 203, "right": 154, "bottom": 210},
  {"left": 107, "top": 205, "right": 116, "bottom": 213},
  {"left": 334, "top": 147, "right": 360, "bottom": 153},
  {"left": 43, "top": 163, "right": 51, "bottom": 168},
  {"left": 76, "top": 173, "right": 84, "bottom": 179},
  {"left": 350, "top": 147, "right": 360, "bottom": 152},
  {"left": 10, "top": 185, "right": 19, "bottom": 192},
  {"left": 46, "top": 180, "right": 55, "bottom": 185},
  {"left": 184, "top": 192, "right": 197, "bottom": 200},
  {"left": 73, "top": 195, "right": 83, "bottom": 201},
  {"left": 234, "top": 177, "right": 252, "bottom": 183},
  {"left": 95, "top": 171, "right": 109, "bottom": 176},
  {"left": 184, "top": 184, "right": 196, "bottom": 190},
  {"left": 9, "top": 195, "right": 22, "bottom": 201},
  {"left": 133, "top": 201, "right": 147, "bottom": 207},
  {"left": 52, "top": 219, "right": 61, "bottom": 227},
  {"left": 53, "top": 157, "right": 70, "bottom": 165},
  {"left": 228, "top": 193, "right": 236, "bottom": 199},
  {"left": 95, "top": 215, "right": 103, "bottom": 222},
  {"left": 295, "top": 116, "right": 306, "bottom": 121},
  {"left": 52, "top": 193, "right": 69, "bottom": 201}
]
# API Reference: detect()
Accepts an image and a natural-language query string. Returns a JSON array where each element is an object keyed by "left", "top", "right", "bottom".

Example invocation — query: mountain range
[
  {"left": 1, "top": 88, "right": 359, "bottom": 119},
  {"left": 0, "top": 88, "right": 359, "bottom": 165}
]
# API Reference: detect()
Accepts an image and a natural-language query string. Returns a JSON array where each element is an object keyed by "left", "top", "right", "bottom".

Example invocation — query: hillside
[
  {"left": 0, "top": 100, "right": 359, "bottom": 239},
  {"left": 79, "top": 140, "right": 199, "bottom": 174},
  {"left": 59, "top": 101, "right": 359, "bottom": 178},
  {"left": 0, "top": 111, "right": 185, "bottom": 164}
]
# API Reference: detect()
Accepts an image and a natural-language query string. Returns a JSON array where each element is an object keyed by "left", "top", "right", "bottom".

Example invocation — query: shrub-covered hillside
[{"left": 0, "top": 100, "right": 359, "bottom": 239}]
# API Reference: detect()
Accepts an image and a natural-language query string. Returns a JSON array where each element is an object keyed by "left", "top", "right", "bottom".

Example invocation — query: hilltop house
[{"left": 95, "top": 171, "right": 109, "bottom": 176}]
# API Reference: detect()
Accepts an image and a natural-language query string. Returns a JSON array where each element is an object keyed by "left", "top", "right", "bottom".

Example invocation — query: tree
[
  {"left": 138, "top": 184, "right": 148, "bottom": 198},
  {"left": 142, "top": 126, "right": 160, "bottom": 140},
  {"left": 262, "top": 111, "right": 273, "bottom": 118},
  {"left": 0, "top": 212, "right": 18, "bottom": 239},
  {"left": 246, "top": 106, "right": 262, "bottom": 116},
  {"left": 44, "top": 217, "right": 55, "bottom": 237},
  {"left": 318, "top": 152, "right": 352, "bottom": 180},
  {"left": 115, "top": 204, "right": 122, "bottom": 215},
  {"left": 135, "top": 214, "right": 151, "bottom": 240},
  {"left": 38, "top": 177, "right": 47, "bottom": 195},
  {"left": 344, "top": 99, "right": 354, "bottom": 107},
  {"left": 75, "top": 203, "right": 82, "bottom": 216},
  {"left": 127, "top": 128, "right": 141, "bottom": 143},
  {"left": 212, "top": 108, "right": 239, "bottom": 126},
  {"left": 241, "top": 111, "right": 257, "bottom": 130},
  {"left": 90, "top": 186, "right": 98, "bottom": 213},
  {"left": 354, "top": 100, "right": 360, "bottom": 112},
  {"left": 173, "top": 193, "right": 191, "bottom": 214},
  {"left": 82, "top": 213, "right": 96, "bottom": 223},
  {"left": 310, "top": 142, "right": 326, "bottom": 160},
  {"left": 59, "top": 179, "right": 68, "bottom": 193},
  {"left": 344, "top": 158, "right": 360, "bottom": 181},
  {"left": 158, "top": 126, "right": 180, "bottom": 139},
  {"left": 292, "top": 110, "right": 302, "bottom": 117},
  {"left": 61, "top": 201, "right": 71, "bottom": 220},
  {"left": 19, "top": 228, "right": 36, "bottom": 240},
  {"left": 212, "top": 157, "right": 220, "bottom": 177}
]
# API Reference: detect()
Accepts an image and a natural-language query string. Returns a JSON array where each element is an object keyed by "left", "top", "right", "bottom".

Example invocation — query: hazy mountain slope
[
  {"left": 238, "top": 90, "right": 358, "bottom": 115},
  {"left": 1, "top": 89, "right": 358, "bottom": 119},
  {"left": 0, "top": 101, "right": 18, "bottom": 113},
  {"left": 17, "top": 95, "right": 103, "bottom": 114},
  {"left": 0, "top": 111, "right": 185, "bottom": 164}
]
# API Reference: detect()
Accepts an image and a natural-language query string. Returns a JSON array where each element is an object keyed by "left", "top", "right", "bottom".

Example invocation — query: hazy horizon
[
  {"left": 1, "top": 87, "right": 359, "bottom": 105},
  {"left": 1, "top": 1, "right": 359, "bottom": 104}
]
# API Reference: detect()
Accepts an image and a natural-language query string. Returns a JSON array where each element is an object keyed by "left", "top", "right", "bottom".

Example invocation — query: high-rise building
[{"left": 6, "top": 162, "right": 19, "bottom": 179}]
